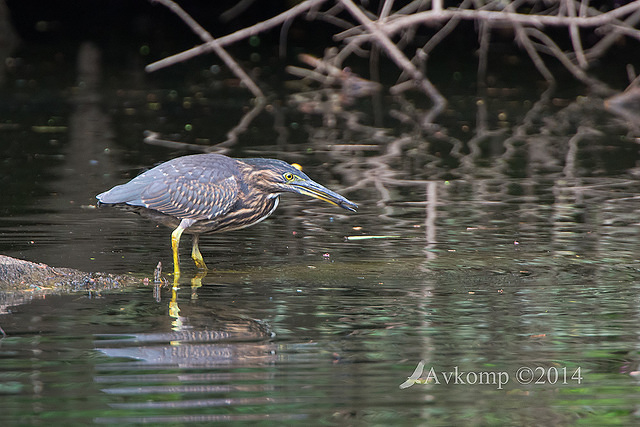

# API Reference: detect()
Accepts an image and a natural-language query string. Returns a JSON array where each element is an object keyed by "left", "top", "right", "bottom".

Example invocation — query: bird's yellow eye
[{"left": 284, "top": 172, "right": 294, "bottom": 181}]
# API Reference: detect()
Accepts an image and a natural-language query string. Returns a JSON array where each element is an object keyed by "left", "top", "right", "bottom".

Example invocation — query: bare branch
[
  {"left": 383, "top": 1, "right": 640, "bottom": 33},
  {"left": 525, "top": 26, "right": 612, "bottom": 94},
  {"left": 565, "top": 0, "right": 588, "bottom": 69},
  {"left": 143, "top": 0, "right": 640, "bottom": 151},
  {"left": 143, "top": 131, "right": 210, "bottom": 153},
  {"left": 210, "top": 97, "right": 267, "bottom": 152},
  {"left": 149, "top": 0, "right": 264, "bottom": 99},
  {"left": 339, "top": 0, "right": 446, "bottom": 124},
  {"left": 220, "top": 0, "right": 258, "bottom": 23},
  {"left": 146, "top": 0, "right": 329, "bottom": 73}
]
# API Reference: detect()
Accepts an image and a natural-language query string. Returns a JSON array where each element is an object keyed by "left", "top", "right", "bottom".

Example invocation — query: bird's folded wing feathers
[{"left": 140, "top": 176, "right": 238, "bottom": 220}]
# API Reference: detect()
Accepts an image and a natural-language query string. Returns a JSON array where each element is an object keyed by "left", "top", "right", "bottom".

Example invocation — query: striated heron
[{"left": 96, "top": 153, "right": 357, "bottom": 278}]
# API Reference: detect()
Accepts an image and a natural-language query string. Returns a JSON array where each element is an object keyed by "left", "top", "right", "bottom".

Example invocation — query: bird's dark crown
[{"left": 243, "top": 158, "right": 307, "bottom": 176}]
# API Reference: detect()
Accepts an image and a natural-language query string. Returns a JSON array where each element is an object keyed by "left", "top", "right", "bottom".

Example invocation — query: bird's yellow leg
[
  {"left": 171, "top": 225, "right": 185, "bottom": 280},
  {"left": 191, "top": 234, "right": 209, "bottom": 270}
]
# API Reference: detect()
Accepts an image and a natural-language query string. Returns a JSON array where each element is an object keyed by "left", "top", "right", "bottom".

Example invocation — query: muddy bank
[{"left": 0, "top": 255, "right": 139, "bottom": 314}]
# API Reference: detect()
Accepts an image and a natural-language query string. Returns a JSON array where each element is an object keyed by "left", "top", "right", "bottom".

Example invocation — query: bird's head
[{"left": 242, "top": 158, "right": 358, "bottom": 212}]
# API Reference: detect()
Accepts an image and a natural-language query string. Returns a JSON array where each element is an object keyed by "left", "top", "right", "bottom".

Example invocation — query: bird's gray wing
[
  {"left": 139, "top": 160, "right": 240, "bottom": 220},
  {"left": 140, "top": 174, "right": 238, "bottom": 220},
  {"left": 98, "top": 154, "right": 241, "bottom": 220}
]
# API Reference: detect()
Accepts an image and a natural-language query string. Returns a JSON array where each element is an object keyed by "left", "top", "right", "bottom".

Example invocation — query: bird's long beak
[{"left": 293, "top": 180, "right": 358, "bottom": 212}]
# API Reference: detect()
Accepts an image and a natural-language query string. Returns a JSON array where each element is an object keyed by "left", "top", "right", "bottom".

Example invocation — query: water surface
[{"left": 2, "top": 29, "right": 640, "bottom": 426}]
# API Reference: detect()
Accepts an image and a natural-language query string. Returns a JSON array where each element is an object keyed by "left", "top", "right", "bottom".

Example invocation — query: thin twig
[
  {"left": 525, "top": 26, "right": 612, "bottom": 94},
  {"left": 143, "top": 99, "right": 267, "bottom": 152},
  {"left": 210, "top": 97, "right": 267, "bottom": 150},
  {"left": 143, "top": 131, "right": 210, "bottom": 152},
  {"left": 339, "top": 0, "right": 446, "bottom": 124},
  {"left": 379, "top": 0, "right": 395, "bottom": 20},
  {"left": 399, "top": 0, "right": 472, "bottom": 84},
  {"left": 382, "top": 1, "right": 640, "bottom": 32},
  {"left": 565, "top": 0, "right": 588, "bottom": 68},
  {"left": 220, "top": 0, "right": 258, "bottom": 23},
  {"left": 587, "top": 8, "right": 640, "bottom": 61},
  {"left": 146, "top": 0, "right": 329, "bottom": 73},
  {"left": 149, "top": 0, "right": 264, "bottom": 99},
  {"left": 506, "top": 3, "right": 556, "bottom": 83}
]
